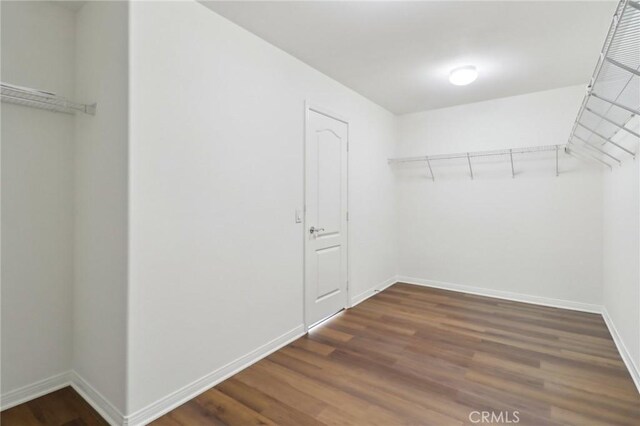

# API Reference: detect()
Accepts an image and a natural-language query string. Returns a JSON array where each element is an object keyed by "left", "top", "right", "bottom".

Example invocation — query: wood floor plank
[
  {"left": 4, "top": 283, "right": 639, "bottom": 425},
  {"left": 152, "top": 400, "right": 227, "bottom": 426},
  {"left": 194, "top": 388, "right": 277, "bottom": 426},
  {"left": 0, "top": 403, "right": 42, "bottom": 426},
  {"left": 0, "top": 387, "right": 108, "bottom": 426},
  {"left": 216, "top": 378, "right": 325, "bottom": 426}
]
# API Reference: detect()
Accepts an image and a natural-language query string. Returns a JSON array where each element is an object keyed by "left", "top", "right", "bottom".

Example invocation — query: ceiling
[{"left": 202, "top": 1, "right": 617, "bottom": 114}]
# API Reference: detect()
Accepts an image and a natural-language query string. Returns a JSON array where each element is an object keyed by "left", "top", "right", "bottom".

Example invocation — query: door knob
[{"left": 309, "top": 226, "right": 325, "bottom": 234}]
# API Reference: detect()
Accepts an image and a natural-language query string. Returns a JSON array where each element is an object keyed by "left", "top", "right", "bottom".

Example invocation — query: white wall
[
  {"left": 396, "top": 85, "right": 604, "bottom": 307},
  {"left": 4, "top": 0, "right": 635, "bottom": 419},
  {"left": 603, "top": 116, "right": 640, "bottom": 384},
  {"left": 128, "top": 0, "right": 396, "bottom": 414},
  {"left": 73, "top": 0, "right": 129, "bottom": 415},
  {"left": 1, "top": 0, "right": 75, "bottom": 399}
]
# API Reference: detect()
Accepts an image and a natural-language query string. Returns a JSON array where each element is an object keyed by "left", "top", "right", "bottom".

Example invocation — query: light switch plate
[{"left": 295, "top": 209, "right": 302, "bottom": 223}]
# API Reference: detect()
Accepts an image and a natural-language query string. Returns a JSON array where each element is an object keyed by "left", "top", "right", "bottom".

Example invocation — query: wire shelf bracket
[{"left": 1, "top": 82, "right": 96, "bottom": 115}]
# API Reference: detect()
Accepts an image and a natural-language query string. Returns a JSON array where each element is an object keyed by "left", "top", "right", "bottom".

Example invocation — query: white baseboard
[
  {"left": 0, "top": 371, "right": 71, "bottom": 411},
  {"left": 601, "top": 307, "right": 640, "bottom": 394},
  {"left": 397, "top": 276, "right": 602, "bottom": 314},
  {"left": 124, "top": 324, "right": 305, "bottom": 426},
  {"left": 4, "top": 281, "right": 637, "bottom": 425},
  {"left": 350, "top": 275, "right": 398, "bottom": 307},
  {"left": 70, "top": 371, "right": 125, "bottom": 426},
  {"left": 2, "top": 325, "right": 305, "bottom": 425}
]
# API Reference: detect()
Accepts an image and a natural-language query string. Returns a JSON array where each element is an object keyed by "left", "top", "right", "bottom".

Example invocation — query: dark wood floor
[
  {"left": 3, "top": 283, "right": 640, "bottom": 425},
  {"left": 0, "top": 386, "right": 107, "bottom": 425},
  {"left": 152, "top": 284, "right": 640, "bottom": 426}
]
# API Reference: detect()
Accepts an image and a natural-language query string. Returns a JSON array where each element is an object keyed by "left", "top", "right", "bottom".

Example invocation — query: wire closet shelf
[
  {"left": 1, "top": 82, "right": 96, "bottom": 115},
  {"left": 388, "top": 144, "right": 565, "bottom": 181},
  {"left": 567, "top": 0, "right": 640, "bottom": 164}
]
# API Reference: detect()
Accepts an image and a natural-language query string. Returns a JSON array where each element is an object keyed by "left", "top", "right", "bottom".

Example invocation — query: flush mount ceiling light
[{"left": 449, "top": 65, "right": 478, "bottom": 86}]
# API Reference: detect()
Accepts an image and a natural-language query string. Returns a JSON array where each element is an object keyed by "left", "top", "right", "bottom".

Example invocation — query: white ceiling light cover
[{"left": 449, "top": 66, "right": 478, "bottom": 86}]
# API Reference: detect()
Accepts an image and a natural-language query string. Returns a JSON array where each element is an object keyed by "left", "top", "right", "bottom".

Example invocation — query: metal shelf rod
[
  {"left": 591, "top": 92, "right": 639, "bottom": 117},
  {"left": 567, "top": 147, "right": 613, "bottom": 170},
  {"left": 576, "top": 122, "right": 636, "bottom": 156},
  {"left": 0, "top": 82, "right": 96, "bottom": 115},
  {"left": 584, "top": 107, "right": 640, "bottom": 139},
  {"left": 604, "top": 56, "right": 640, "bottom": 76},
  {"left": 573, "top": 134, "right": 623, "bottom": 164}
]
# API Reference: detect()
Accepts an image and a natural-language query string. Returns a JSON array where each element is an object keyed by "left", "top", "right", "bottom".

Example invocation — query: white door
[{"left": 304, "top": 106, "right": 349, "bottom": 328}]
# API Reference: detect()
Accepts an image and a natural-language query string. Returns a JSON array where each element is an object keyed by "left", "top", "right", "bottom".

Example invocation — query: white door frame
[{"left": 303, "top": 101, "right": 350, "bottom": 331}]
